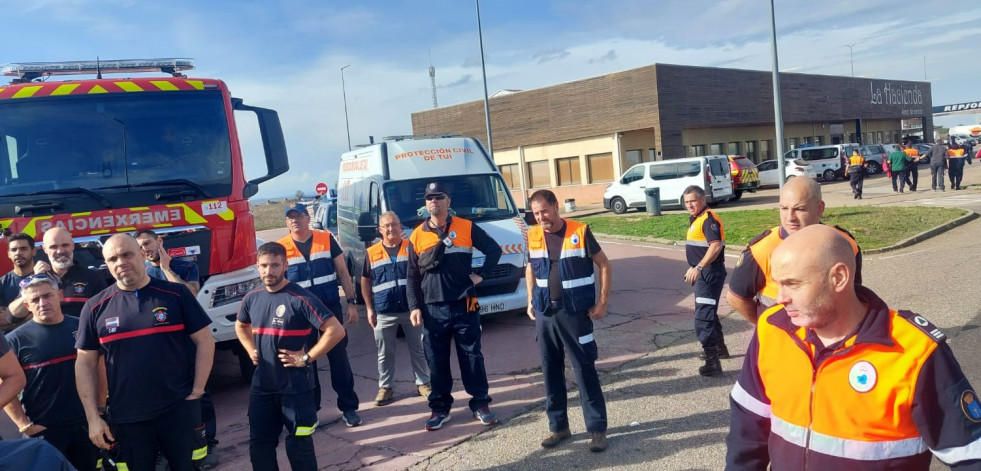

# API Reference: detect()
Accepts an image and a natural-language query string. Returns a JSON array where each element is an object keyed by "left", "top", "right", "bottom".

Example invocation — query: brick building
[{"left": 411, "top": 63, "right": 932, "bottom": 207}]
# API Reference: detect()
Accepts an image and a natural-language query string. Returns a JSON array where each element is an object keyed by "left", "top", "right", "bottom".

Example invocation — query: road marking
[
  {"left": 600, "top": 239, "right": 740, "bottom": 258},
  {"left": 872, "top": 249, "right": 928, "bottom": 260}
]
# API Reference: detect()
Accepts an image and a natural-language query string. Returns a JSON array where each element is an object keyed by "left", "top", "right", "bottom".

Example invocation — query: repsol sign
[{"left": 934, "top": 101, "right": 981, "bottom": 113}]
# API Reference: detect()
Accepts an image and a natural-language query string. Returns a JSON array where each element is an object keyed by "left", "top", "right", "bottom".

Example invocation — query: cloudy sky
[{"left": 3, "top": 0, "right": 980, "bottom": 199}]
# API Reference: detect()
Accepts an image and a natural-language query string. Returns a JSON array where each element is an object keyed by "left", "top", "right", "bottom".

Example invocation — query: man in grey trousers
[{"left": 928, "top": 141, "right": 949, "bottom": 191}]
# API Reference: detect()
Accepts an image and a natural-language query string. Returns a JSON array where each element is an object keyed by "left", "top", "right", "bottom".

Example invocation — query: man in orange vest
[
  {"left": 360, "top": 211, "right": 431, "bottom": 406},
  {"left": 278, "top": 202, "right": 362, "bottom": 427},
  {"left": 844, "top": 149, "right": 867, "bottom": 199},
  {"left": 683, "top": 185, "right": 728, "bottom": 377},
  {"left": 726, "top": 177, "right": 862, "bottom": 323},
  {"left": 407, "top": 182, "right": 502, "bottom": 431},
  {"left": 726, "top": 225, "right": 981, "bottom": 470},
  {"left": 526, "top": 189, "right": 612, "bottom": 452}
]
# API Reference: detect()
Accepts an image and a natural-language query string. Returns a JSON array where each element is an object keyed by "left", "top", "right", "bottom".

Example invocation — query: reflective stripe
[
  {"left": 445, "top": 246, "right": 472, "bottom": 254},
  {"left": 286, "top": 256, "right": 305, "bottom": 266},
  {"left": 772, "top": 415, "right": 927, "bottom": 461},
  {"left": 686, "top": 240, "right": 710, "bottom": 247},
  {"left": 295, "top": 422, "right": 319, "bottom": 436},
  {"left": 560, "top": 248, "right": 585, "bottom": 259},
  {"left": 396, "top": 255, "right": 409, "bottom": 262},
  {"left": 578, "top": 333, "right": 594, "bottom": 344},
  {"left": 370, "top": 258, "right": 392, "bottom": 269},
  {"left": 932, "top": 435, "right": 981, "bottom": 464},
  {"left": 297, "top": 280, "right": 311, "bottom": 288},
  {"left": 117, "top": 464, "right": 130, "bottom": 471},
  {"left": 561, "top": 275, "right": 594, "bottom": 289},
  {"left": 535, "top": 278, "right": 548, "bottom": 288},
  {"left": 529, "top": 249, "right": 547, "bottom": 259},
  {"left": 310, "top": 251, "right": 331, "bottom": 261},
  {"left": 312, "top": 274, "right": 337, "bottom": 285},
  {"left": 192, "top": 445, "right": 208, "bottom": 460},
  {"left": 695, "top": 297, "right": 717, "bottom": 305},
  {"left": 758, "top": 294, "right": 778, "bottom": 307},
  {"left": 371, "top": 279, "right": 407, "bottom": 293},
  {"left": 731, "top": 381, "right": 771, "bottom": 418}
]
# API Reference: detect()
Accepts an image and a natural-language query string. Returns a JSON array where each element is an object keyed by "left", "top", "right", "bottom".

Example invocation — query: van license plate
[
  {"left": 472, "top": 256, "right": 485, "bottom": 268},
  {"left": 479, "top": 302, "right": 506, "bottom": 314}
]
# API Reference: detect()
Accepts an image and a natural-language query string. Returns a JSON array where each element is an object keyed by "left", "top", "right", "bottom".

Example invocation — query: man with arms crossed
[
  {"left": 526, "top": 189, "right": 611, "bottom": 452},
  {"left": 75, "top": 234, "right": 214, "bottom": 471},
  {"left": 236, "top": 242, "right": 346, "bottom": 471}
]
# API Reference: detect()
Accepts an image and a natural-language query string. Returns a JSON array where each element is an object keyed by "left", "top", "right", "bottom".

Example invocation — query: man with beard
[
  {"left": 75, "top": 234, "right": 214, "bottom": 471},
  {"left": 0, "top": 233, "right": 38, "bottom": 331},
  {"left": 235, "top": 242, "right": 346, "bottom": 470},
  {"left": 135, "top": 229, "right": 200, "bottom": 295},
  {"left": 726, "top": 225, "right": 981, "bottom": 470},
  {"left": 29, "top": 227, "right": 108, "bottom": 318},
  {"left": 4, "top": 274, "right": 99, "bottom": 471}
]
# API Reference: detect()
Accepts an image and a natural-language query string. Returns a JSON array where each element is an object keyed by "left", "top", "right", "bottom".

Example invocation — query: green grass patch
[{"left": 581, "top": 206, "right": 967, "bottom": 250}]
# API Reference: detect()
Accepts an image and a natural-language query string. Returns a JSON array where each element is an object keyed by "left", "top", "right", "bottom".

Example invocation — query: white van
[
  {"left": 603, "top": 155, "right": 733, "bottom": 214},
  {"left": 784, "top": 143, "right": 860, "bottom": 182},
  {"left": 336, "top": 136, "right": 528, "bottom": 316}
]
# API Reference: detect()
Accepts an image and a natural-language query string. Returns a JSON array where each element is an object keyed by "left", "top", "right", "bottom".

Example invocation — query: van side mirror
[
  {"left": 356, "top": 212, "right": 377, "bottom": 243},
  {"left": 523, "top": 209, "right": 537, "bottom": 226},
  {"left": 311, "top": 221, "right": 324, "bottom": 230}
]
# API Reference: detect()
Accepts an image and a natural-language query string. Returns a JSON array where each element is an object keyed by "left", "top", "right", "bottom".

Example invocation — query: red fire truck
[{"left": 0, "top": 59, "right": 288, "bottom": 375}]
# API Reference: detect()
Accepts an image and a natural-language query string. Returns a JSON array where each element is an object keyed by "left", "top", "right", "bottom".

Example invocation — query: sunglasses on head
[
  {"left": 19, "top": 273, "right": 58, "bottom": 289},
  {"left": 425, "top": 194, "right": 447, "bottom": 201}
]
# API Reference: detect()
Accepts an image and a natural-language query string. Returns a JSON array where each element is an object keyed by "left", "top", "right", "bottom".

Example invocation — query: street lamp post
[
  {"left": 769, "top": 0, "right": 787, "bottom": 188},
  {"left": 844, "top": 43, "right": 857, "bottom": 77},
  {"left": 341, "top": 64, "right": 352, "bottom": 151},
  {"left": 476, "top": 0, "right": 494, "bottom": 159}
]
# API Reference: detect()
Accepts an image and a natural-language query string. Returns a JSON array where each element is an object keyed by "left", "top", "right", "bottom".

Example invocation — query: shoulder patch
[
  {"left": 746, "top": 229, "right": 772, "bottom": 249},
  {"left": 897, "top": 310, "right": 946, "bottom": 343}
]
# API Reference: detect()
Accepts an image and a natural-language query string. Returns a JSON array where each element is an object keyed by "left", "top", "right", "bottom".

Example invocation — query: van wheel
[
  {"left": 731, "top": 190, "right": 743, "bottom": 201},
  {"left": 865, "top": 161, "right": 881, "bottom": 175},
  {"left": 823, "top": 169, "right": 836, "bottom": 182},
  {"left": 610, "top": 197, "right": 627, "bottom": 214}
]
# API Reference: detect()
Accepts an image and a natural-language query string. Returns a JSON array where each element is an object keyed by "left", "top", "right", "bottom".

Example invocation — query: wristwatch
[
  {"left": 346, "top": 298, "right": 356, "bottom": 305},
  {"left": 300, "top": 353, "right": 311, "bottom": 366},
  {"left": 694, "top": 265, "right": 703, "bottom": 272}
]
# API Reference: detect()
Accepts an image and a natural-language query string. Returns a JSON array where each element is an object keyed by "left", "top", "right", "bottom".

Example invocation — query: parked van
[
  {"left": 336, "top": 136, "right": 528, "bottom": 316},
  {"left": 783, "top": 143, "right": 860, "bottom": 181},
  {"left": 602, "top": 155, "right": 733, "bottom": 214}
]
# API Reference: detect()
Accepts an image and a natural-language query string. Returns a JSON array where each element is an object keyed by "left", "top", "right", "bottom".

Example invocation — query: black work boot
[{"left": 699, "top": 346, "right": 723, "bottom": 377}]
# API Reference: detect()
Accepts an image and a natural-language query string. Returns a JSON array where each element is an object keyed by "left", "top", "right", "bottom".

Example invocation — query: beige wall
[{"left": 495, "top": 135, "right": 618, "bottom": 207}]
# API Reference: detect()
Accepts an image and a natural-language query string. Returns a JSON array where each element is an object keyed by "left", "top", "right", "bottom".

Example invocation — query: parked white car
[{"left": 756, "top": 159, "right": 817, "bottom": 187}]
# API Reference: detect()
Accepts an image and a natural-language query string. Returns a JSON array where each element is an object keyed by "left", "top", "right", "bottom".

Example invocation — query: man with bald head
[
  {"left": 725, "top": 177, "right": 862, "bottom": 323},
  {"left": 75, "top": 234, "right": 214, "bottom": 471},
  {"left": 726, "top": 225, "right": 981, "bottom": 470},
  {"left": 32, "top": 227, "right": 108, "bottom": 318}
]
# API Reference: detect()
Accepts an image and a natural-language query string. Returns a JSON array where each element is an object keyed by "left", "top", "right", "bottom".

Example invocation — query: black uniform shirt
[
  {"left": 7, "top": 317, "right": 86, "bottom": 427},
  {"left": 0, "top": 271, "right": 29, "bottom": 308},
  {"left": 237, "top": 282, "right": 332, "bottom": 395},
  {"left": 76, "top": 277, "right": 211, "bottom": 424},
  {"left": 544, "top": 220, "right": 601, "bottom": 301},
  {"left": 59, "top": 264, "right": 109, "bottom": 318}
]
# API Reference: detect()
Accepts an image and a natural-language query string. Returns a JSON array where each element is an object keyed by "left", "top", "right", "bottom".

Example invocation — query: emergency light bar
[{"left": 1, "top": 58, "right": 195, "bottom": 82}]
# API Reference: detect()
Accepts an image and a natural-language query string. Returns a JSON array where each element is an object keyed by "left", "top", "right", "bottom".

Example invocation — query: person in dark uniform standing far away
[
  {"left": 726, "top": 225, "right": 981, "bottom": 470},
  {"left": 948, "top": 139, "right": 968, "bottom": 190},
  {"left": 360, "top": 211, "right": 431, "bottom": 407},
  {"left": 235, "top": 242, "right": 347, "bottom": 471},
  {"left": 277, "top": 202, "right": 362, "bottom": 427},
  {"left": 844, "top": 148, "right": 867, "bottom": 199},
  {"left": 682, "top": 186, "right": 729, "bottom": 377},
  {"left": 526, "top": 189, "right": 611, "bottom": 452},
  {"left": 3, "top": 274, "right": 99, "bottom": 471},
  {"left": 0, "top": 232, "right": 38, "bottom": 332},
  {"left": 929, "top": 141, "right": 950, "bottom": 191},
  {"left": 726, "top": 177, "right": 862, "bottom": 323},
  {"left": 135, "top": 228, "right": 219, "bottom": 469},
  {"left": 407, "top": 181, "right": 502, "bottom": 431},
  {"left": 903, "top": 142, "right": 922, "bottom": 192},
  {"left": 11, "top": 227, "right": 108, "bottom": 320},
  {"left": 75, "top": 234, "right": 214, "bottom": 471}
]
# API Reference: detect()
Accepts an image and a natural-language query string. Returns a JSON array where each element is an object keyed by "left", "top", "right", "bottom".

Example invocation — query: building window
[
  {"left": 744, "top": 141, "right": 757, "bottom": 161},
  {"left": 527, "top": 160, "right": 550, "bottom": 188},
  {"left": 690, "top": 145, "right": 706, "bottom": 157},
  {"left": 876, "top": 131, "right": 884, "bottom": 144},
  {"left": 815, "top": 136, "right": 825, "bottom": 146},
  {"left": 760, "top": 140, "right": 771, "bottom": 160},
  {"left": 648, "top": 148, "right": 657, "bottom": 161},
  {"left": 727, "top": 142, "right": 741, "bottom": 155},
  {"left": 710, "top": 143, "right": 724, "bottom": 155},
  {"left": 624, "top": 149, "right": 643, "bottom": 168},
  {"left": 555, "top": 156, "right": 581, "bottom": 186},
  {"left": 499, "top": 164, "right": 520, "bottom": 189},
  {"left": 587, "top": 153, "right": 614, "bottom": 183}
]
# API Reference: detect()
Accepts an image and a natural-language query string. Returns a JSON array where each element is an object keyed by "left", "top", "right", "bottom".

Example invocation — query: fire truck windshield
[{"left": 0, "top": 91, "right": 233, "bottom": 208}]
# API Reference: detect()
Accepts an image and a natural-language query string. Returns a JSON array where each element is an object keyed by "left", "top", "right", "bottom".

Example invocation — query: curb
[{"left": 590, "top": 209, "right": 979, "bottom": 255}]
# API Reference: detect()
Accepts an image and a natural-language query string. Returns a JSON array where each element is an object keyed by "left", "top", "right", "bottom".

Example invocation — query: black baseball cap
[{"left": 424, "top": 182, "right": 449, "bottom": 197}]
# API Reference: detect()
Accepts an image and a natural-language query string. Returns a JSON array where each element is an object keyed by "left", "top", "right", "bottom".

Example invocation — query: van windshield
[{"left": 383, "top": 174, "right": 518, "bottom": 227}]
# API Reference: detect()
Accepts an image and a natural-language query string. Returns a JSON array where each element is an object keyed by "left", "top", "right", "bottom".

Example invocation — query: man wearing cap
[
  {"left": 407, "top": 181, "right": 503, "bottom": 431},
  {"left": 0, "top": 232, "right": 38, "bottom": 332},
  {"left": 277, "top": 202, "right": 362, "bottom": 427},
  {"left": 3, "top": 273, "right": 99, "bottom": 471}
]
